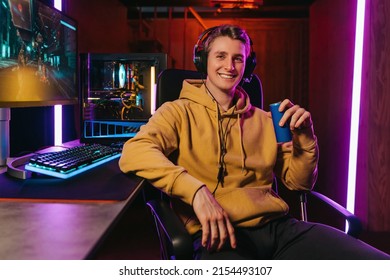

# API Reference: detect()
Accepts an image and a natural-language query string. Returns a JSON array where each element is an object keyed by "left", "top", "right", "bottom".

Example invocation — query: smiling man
[{"left": 119, "top": 24, "right": 390, "bottom": 260}]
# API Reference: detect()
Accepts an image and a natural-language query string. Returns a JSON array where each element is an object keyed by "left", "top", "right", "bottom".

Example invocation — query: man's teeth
[{"left": 219, "top": 73, "right": 235, "bottom": 79}]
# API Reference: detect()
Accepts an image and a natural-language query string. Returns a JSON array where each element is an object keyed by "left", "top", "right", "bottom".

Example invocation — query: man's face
[{"left": 206, "top": 36, "right": 247, "bottom": 94}]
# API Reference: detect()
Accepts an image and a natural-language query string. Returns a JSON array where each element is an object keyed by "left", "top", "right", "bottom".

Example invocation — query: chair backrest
[{"left": 156, "top": 68, "right": 263, "bottom": 109}]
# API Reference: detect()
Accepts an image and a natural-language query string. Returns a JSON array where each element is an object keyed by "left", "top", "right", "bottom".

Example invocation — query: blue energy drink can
[{"left": 269, "top": 102, "right": 292, "bottom": 143}]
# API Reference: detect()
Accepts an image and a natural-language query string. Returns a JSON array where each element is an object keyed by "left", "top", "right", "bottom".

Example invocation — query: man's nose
[{"left": 224, "top": 59, "right": 235, "bottom": 70}]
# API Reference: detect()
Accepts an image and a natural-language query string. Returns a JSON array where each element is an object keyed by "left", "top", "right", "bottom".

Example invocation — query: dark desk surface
[{"left": 0, "top": 145, "right": 144, "bottom": 260}]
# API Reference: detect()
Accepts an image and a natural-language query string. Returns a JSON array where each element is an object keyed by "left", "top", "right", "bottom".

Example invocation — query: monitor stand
[{"left": 0, "top": 108, "right": 33, "bottom": 179}]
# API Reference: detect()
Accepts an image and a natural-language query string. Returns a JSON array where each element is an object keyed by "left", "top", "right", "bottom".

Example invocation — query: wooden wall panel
[
  {"left": 356, "top": 0, "right": 390, "bottom": 231},
  {"left": 65, "top": 0, "right": 131, "bottom": 53},
  {"left": 128, "top": 18, "right": 309, "bottom": 109},
  {"left": 308, "top": 0, "right": 356, "bottom": 223},
  {"left": 310, "top": 0, "right": 390, "bottom": 232}
]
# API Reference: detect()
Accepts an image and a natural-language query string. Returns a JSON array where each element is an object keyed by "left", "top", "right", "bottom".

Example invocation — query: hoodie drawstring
[
  {"left": 216, "top": 104, "right": 247, "bottom": 183},
  {"left": 205, "top": 85, "right": 249, "bottom": 184},
  {"left": 237, "top": 113, "right": 246, "bottom": 173},
  {"left": 215, "top": 101, "right": 222, "bottom": 173}
]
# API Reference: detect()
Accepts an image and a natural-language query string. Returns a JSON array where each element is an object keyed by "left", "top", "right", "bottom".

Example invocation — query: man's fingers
[
  {"left": 208, "top": 222, "right": 220, "bottom": 251},
  {"left": 202, "top": 223, "right": 210, "bottom": 248},
  {"left": 216, "top": 219, "right": 228, "bottom": 251},
  {"left": 226, "top": 219, "right": 236, "bottom": 249}
]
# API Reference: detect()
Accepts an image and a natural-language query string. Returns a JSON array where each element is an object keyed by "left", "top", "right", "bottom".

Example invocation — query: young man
[{"left": 119, "top": 24, "right": 389, "bottom": 259}]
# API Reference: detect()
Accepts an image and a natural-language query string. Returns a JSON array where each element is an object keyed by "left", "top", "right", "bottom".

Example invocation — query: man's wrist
[{"left": 192, "top": 184, "right": 207, "bottom": 206}]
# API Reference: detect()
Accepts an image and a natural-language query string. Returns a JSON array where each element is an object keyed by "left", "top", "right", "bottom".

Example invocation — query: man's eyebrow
[
  {"left": 212, "top": 50, "right": 228, "bottom": 55},
  {"left": 211, "top": 50, "right": 244, "bottom": 57}
]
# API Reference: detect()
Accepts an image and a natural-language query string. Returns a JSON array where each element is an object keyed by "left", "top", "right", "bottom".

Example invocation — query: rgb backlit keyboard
[{"left": 25, "top": 143, "right": 121, "bottom": 179}]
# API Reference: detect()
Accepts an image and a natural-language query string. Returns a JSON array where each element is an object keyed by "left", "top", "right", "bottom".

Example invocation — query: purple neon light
[
  {"left": 54, "top": 0, "right": 62, "bottom": 11},
  {"left": 347, "top": 0, "right": 366, "bottom": 215},
  {"left": 54, "top": 0, "right": 62, "bottom": 145}
]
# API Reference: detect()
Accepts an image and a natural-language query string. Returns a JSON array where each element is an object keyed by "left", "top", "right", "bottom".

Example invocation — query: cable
[{"left": 202, "top": 79, "right": 236, "bottom": 195}]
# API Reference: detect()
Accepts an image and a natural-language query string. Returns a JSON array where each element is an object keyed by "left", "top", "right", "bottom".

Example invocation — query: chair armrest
[
  {"left": 146, "top": 199, "right": 193, "bottom": 259},
  {"left": 307, "top": 191, "right": 362, "bottom": 238}
]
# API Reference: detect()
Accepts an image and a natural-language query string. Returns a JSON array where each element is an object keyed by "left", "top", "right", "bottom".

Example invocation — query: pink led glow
[
  {"left": 54, "top": 105, "right": 62, "bottom": 145},
  {"left": 150, "top": 66, "right": 156, "bottom": 114},
  {"left": 54, "top": 0, "right": 62, "bottom": 11},
  {"left": 347, "top": 0, "right": 366, "bottom": 215},
  {"left": 54, "top": 0, "right": 62, "bottom": 145}
]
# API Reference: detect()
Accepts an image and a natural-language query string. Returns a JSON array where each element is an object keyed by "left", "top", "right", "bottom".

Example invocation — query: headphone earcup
[
  {"left": 243, "top": 51, "right": 257, "bottom": 79},
  {"left": 193, "top": 28, "right": 214, "bottom": 75},
  {"left": 193, "top": 44, "right": 207, "bottom": 74}
]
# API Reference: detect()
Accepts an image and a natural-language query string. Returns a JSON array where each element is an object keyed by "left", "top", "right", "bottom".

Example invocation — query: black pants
[{"left": 193, "top": 216, "right": 390, "bottom": 260}]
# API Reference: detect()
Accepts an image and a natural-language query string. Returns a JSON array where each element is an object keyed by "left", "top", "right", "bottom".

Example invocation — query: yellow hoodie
[{"left": 119, "top": 79, "right": 319, "bottom": 235}]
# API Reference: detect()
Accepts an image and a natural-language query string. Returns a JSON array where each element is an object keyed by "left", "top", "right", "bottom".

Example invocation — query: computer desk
[{"left": 0, "top": 142, "right": 145, "bottom": 260}]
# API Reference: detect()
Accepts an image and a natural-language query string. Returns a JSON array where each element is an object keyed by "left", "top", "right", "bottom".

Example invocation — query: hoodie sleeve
[
  {"left": 274, "top": 124, "right": 319, "bottom": 191},
  {"left": 118, "top": 102, "right": 205, "bottom": 205}
]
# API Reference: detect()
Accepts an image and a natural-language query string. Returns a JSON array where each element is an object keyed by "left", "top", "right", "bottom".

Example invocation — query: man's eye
[{"left": 235, "top": 57, "right": 244, "bottom": 62}]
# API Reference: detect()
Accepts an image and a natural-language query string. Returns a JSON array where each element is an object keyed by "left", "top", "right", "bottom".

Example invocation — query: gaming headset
[{"left": 193, "top": 26, "right": 257, "bottom": 80}]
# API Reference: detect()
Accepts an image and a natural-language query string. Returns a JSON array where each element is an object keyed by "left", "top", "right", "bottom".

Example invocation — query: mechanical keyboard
[{"left": 25, "top": 143, "right": 122, "bottom": 179}]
